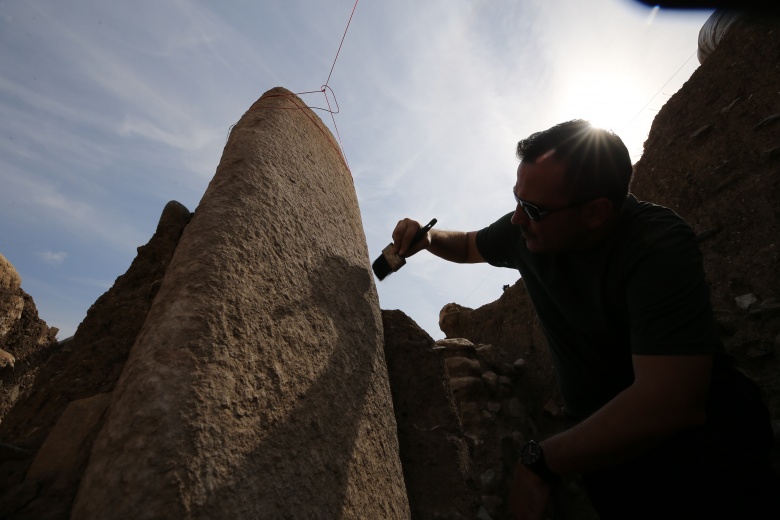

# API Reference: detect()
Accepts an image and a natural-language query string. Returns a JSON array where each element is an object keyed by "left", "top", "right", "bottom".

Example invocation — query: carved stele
[{"left": 73, "top": 87, "right": 410, "bottom": 519}]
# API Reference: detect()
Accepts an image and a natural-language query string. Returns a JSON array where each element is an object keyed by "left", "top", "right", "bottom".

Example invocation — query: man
[{"left": 390, "top": 120, "right": 777, "bottom": 519}]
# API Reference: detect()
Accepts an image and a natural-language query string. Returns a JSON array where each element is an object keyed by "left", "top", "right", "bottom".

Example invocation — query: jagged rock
[
  {"left": 476, "top": 343, "right": 501, "bottom": 372},
  {"left": 0, "top": 348, "right": 14, "bottom": 368},
  {"left": 450, "top": 376, "right": 487, "bottom": 402},
  {"left": 482, "top": 371, "right": 499, "bottom": 394},
  {"left": 0, "top": 253, "right": 21, "bottom": 292},
  {"left": 446, "top": 356, "right": 482, "bottom": 377},
  {"left": 382, "top": 309, "right": 477, "bottom": 519},
  {"left": 0, "top": 280, "right": 58, "bottom": 434},
  {"left": 72, "top": 88, "right": 409, "bottom": 520},
  {"left": 0, "top": 200, "right": 191, "bottom": 519},
  {"left": 736, "top": 293, "right": 758, "bottom": 310},
  {"left": 439, "top": 280, "right": 560, "bottom": 436},
  {"left": 436, "top": 337, "right": 478, "bottom": 354},
  {"left": 0, "top": 293, "right": 24, "bottom": 340}
]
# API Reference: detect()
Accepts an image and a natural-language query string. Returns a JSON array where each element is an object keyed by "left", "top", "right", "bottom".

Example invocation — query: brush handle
[{"left": 407, "top": 218, "right": 437, "bottom": 252}]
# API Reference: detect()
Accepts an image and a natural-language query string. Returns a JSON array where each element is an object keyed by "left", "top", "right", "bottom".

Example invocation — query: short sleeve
[{"left": 475, "top": 212, "right": 522, "bottom": 268}]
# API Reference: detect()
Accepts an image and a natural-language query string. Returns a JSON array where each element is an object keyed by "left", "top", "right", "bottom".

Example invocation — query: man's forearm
[
  {"left": 541, "top": 354, "right": 711, "bottom": 477},
  {"left": 428, "top": 229, "right": 484, "bottom": 264}
]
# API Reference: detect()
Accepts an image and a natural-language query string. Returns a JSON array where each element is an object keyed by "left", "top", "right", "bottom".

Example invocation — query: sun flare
[{"left": 555, "top": 73, "right": 646, "bottom": 132}]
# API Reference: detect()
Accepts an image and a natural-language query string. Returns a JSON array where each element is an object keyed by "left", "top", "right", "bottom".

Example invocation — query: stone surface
[
  {"left": 431, "top": 335, "right": 598, "bottom": 519},
  {"left": 72, "top": 88, "right": 409, "bottom": 520},
  {"left": 0, "top": 253, "right": 21, "bottom": 292},
  {"left": 0, "top": 293, "right": 24, "bottom": 340},
  {"left": 0, "top": 348, "right": 15, "bottom": 368},
  {"left": 382, "top": 309, "right": 478, "bottom": 520},
  {"left": 439, "top": 281, "right": 559, "bottom": 436},
  {"left": 27, "top": 393, "right": 112, "bottom": 480},
  {"left": 0, "top": 285, "right": 58, "bottom": 432}
]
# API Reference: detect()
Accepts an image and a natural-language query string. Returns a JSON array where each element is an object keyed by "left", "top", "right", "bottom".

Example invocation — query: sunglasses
[{"left": 513, "top": 191, "right": 585, "bottom": 222}]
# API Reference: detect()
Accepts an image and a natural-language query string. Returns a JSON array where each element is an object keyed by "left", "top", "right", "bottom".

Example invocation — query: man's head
[
  {"left": 516, "top": 119, "right": 633, "bottom": 209},
  {"left": 511, "top": 120, "right": 633, "bottom": 253}
]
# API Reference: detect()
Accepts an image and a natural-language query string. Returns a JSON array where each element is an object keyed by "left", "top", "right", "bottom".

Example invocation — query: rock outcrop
[
  {"left": 0, "top": 200, "right": 191, "bottom": 519},
  {"left": 0, "top": 253, "right": 58, "bottom": 429},
  {"left": 382, "top": 309, "right": 478, "bottom": 519}
]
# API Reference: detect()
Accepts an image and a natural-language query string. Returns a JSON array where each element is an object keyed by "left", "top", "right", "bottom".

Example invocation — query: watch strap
[{"left": 520, "top": 440, "right": 562, "bottom": 488}]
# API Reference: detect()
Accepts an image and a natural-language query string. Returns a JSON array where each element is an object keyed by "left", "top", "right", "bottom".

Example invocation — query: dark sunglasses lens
[
  {"left": 524, "top": 204, "right": 541, "bottom": 221},
  {"left": 514, "top": 191, "right": 542, "bottom": 221}
]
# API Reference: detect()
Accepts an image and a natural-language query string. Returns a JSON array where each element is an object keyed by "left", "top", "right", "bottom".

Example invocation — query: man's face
[{"left": 511, "top": 157, "right": 586, "bottom": 253}]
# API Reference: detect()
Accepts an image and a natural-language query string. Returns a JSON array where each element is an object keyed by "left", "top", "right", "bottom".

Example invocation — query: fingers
[{"left": 391, "top": 218, "right": 428, "bottom": 257}]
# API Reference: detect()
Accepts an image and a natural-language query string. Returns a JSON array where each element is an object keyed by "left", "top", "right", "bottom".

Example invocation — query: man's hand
[
  {"left": 390, "top": 219, "right": 485, "bottom": 264},
  {"left": 509, "top": 462, "right": 552, "bottom": 520},
  {"left": 391, "top": 218, "right": 431, "bottom": 257}
]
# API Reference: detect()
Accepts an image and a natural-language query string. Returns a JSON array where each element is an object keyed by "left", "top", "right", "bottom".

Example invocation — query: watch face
[{"left": 521, "top": 441, "right": 542, "bottom": 465}]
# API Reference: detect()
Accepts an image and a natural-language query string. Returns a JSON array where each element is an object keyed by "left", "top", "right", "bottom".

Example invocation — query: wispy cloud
[{"left": 38, "top": 250, "right": 68, "bottom": 266}]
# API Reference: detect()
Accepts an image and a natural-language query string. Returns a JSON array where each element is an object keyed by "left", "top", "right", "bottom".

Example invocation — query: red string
[
  {"left": 325, "top": 0, "right": 360, "bottom": 90},
  {"left": 258, "top": 92, "right": 350, "bottom": 174},
  {"left": 236, "top": 0, "right": 360, "bottom": 177}
]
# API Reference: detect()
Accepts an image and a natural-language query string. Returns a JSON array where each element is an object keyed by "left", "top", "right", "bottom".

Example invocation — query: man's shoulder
[
  {"left": 613, "top": 196, "right": 700, "bottom": 276},
  {"left": 620, "top": 196, "right": 694, "bottom": 243}
]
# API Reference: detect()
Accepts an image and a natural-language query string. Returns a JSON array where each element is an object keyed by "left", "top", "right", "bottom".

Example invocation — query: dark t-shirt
[{"left": 476, "top": 195, "right": 723, "bottom": 419}]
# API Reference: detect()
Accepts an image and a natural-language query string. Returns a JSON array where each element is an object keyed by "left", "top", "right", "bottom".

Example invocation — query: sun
[{"left": 555, "top": 72, "right": 646, "bottom": 132}]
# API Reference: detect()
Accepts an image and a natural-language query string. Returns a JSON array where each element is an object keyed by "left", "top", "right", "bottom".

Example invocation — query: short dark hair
[{"left": 516, "top": 120, "right": 633, "bottom": 209}]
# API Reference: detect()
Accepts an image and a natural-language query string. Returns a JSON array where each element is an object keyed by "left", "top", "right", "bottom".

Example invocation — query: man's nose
[{"left": 511, "top": 205, "right": 528, "bottom": 226}]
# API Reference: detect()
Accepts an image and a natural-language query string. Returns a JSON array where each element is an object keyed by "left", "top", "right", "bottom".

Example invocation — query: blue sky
[{"left": 0, "top": 1, "right": 712, "bottom": 340}]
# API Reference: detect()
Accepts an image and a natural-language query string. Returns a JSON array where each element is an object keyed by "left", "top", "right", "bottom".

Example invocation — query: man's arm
[
  {"left": 391, "top": 218, "right": 485, "bottom": 264},
  {"left": 510, "top": 353, "right": 712, "bottom": 519},
  {"left": 544, "top": 353, "right": 712, "bottom": 474}
]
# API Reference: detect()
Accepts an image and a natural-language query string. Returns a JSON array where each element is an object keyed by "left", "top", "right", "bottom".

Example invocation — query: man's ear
[{"left": 582, "top": 197, "right": 613, "bottom": 229}]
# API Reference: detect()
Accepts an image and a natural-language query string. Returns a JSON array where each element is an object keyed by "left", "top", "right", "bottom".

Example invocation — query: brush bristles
[{"left": 372, "top": 243, "right": 406, "bottom": 280}]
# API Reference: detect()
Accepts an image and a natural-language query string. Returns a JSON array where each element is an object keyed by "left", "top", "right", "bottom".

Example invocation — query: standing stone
[{"left": 72, "top": 87, "right": 409, "bottom": 519}]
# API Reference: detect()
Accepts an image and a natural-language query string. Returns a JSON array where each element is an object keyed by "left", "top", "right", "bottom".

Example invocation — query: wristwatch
[{"left": 519, "top": 440, "right": 561, "bottom": 488}]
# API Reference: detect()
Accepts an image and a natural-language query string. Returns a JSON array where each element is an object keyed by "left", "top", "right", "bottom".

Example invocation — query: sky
[{"left": 0, "top": 0, "right": 713, "bottom": 341}]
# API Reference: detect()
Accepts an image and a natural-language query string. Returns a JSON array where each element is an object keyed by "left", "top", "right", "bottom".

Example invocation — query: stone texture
[
  {"left": 0, "top": 293, "right": 24, "bottom": 340},
  {"left": 0, "top": 348, "right": 15, "bottom": 368},
  {"left": 439, "top": 281, "right": 560, "bottom": 436},
  {"left": 432, "top": 334, "right": 598, "bottom": 520},
  {"left": 0, "top": 285, "right": 58, "bottom": 433},
  {"left": 27, "top": 393, "right": 112, "bottom": 480},
  {"left": 382, "top": 309, "right": 478, "bottom": 519},
  {"left": 0, "top": 253, "right": 21, "bottom": 292},
  {"left": 72, "top": 87, "right": 409, "bottom": 520}
]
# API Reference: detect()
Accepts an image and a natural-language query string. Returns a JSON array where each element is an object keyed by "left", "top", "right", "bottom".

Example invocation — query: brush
[{"left": 372, "top": 218, "right": 437, "bottom": 281}]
